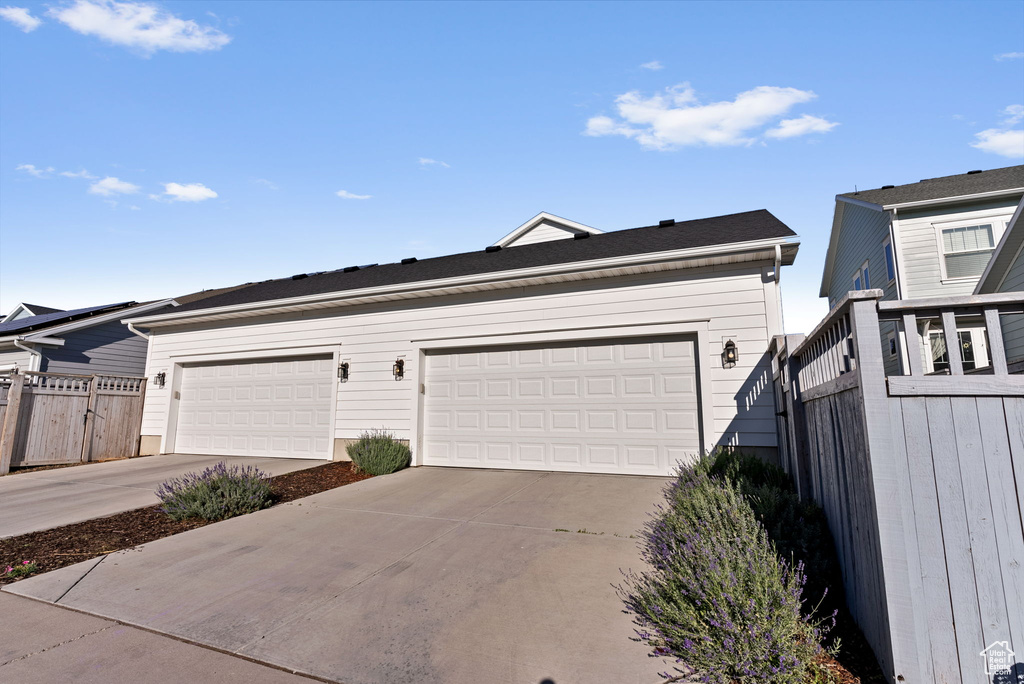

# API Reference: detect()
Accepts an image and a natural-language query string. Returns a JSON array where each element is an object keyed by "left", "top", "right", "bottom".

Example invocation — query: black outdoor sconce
[
  {"left": 154, "top": 371, "right": 166, "bottom": 388},
  {"left": 722, "top": 340, "right": 738, "bottom": 369},
  {"left": 338, "top": 362, "right": 349, "bottom": 382},
  {"left": 393, "top": 358, "right": 405, "bottom": 380}
]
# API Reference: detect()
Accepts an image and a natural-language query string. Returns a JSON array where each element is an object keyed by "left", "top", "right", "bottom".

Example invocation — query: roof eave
[
  {"left": 975, "top": 197, "right": 1024, "bottom": 294},
  {"left": 881, "top": 187, "right": 1024, "bottom": 211},
  {"left": 129, "top": 237, "right": 799, "bottom": 329}
]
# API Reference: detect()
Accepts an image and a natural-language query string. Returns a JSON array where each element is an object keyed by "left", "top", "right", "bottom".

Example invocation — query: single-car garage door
[
  {"left": 422, "top": 337, "right": 700, "bottom": 475},
  {"left": 175, "top": 355, "right": 333, "bottom": 459}
]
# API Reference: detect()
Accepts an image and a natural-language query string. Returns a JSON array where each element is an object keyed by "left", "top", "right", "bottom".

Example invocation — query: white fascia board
[
  {"left": 975, "top": 197, "right": 1024, "bottom": 294},
  {"left": 881, "top": 187, "right": 1024, "bottom": 211},
  {"left": 1, "top": 304, "right": 30, "bottom": 323},
  {"left": 131, "top": 237, "right": 800, "bottom": 328},
  {"left": 0, "top": 335, "right": 65, "bottom": 347},
  {"left": 30, "top": 299, "right": 176, "bottom": 339},
  {"left": 491, "top": 212, "right": 603, "bottom": 247}
]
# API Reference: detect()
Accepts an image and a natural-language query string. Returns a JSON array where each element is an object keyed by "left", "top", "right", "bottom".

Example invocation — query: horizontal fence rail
[
  {"left": 773, "top": 290, "right": 1024, "bottom": 684},
  {"left": 0, "top": 371, "right": 148, "bottom": 474}
]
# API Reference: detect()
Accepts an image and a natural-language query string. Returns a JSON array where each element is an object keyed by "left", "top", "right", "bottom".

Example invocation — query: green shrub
[
  {"left": 620, "top": 457, "right": 834, "bottom": 683},
  {"left": 156, "top": 462, "right": 273, "bottom": 521},
  {"left": 346, "top": 428, "right": 411, "bottom": 476}
]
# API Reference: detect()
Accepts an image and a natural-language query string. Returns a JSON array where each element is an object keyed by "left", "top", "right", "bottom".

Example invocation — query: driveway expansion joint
[{"left": 0, "top": 623, "right": 115, "bottom": 668}]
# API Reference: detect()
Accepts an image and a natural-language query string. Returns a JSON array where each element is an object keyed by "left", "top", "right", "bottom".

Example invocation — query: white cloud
[
  {"left": 584, "top": 83, "right": 837, "bottom": 149},
  {"left": 157, "top": 181, "right": 217, "bottom": 202},
  {"left": 765, "top": 114, "right": 840, "bottom": 139},
  {"left": 1002, "top": 104, "right": 1024, "bottom": 126},
  {"left": 336, "top": 190, "right": 372, "bottom": 199},
  {"left": 972, "top": 129, "right": 1024, "bottom": 158},
  {"left": 253, "top": 178, "right": 279, "bottom": 190},
  {"left": 639, "top": 60, "right": 663, "bottom": 71},
  {"left": 88, "top": 176, "right": 140, "bottom": 195},
  {"left": 16, "top": 163, "right": 54, "bottom": 177},
  {"left": 418, "top": 157, "right": 450, "bottom": 168},
  {"left": 971, "top": 105, "right": 1024, "bottom": 158},
  {"left": 995, "top": 52, "right": 1024, "bottom": 61},
  {"left": 48, "top": 0, "right": 231, "bottom": 55},
  {"left": 59, "top": 169, "right": 97, "bottom": 179},
  {"left": 0, "top": 6, "right": 42, "bottom": 31}
]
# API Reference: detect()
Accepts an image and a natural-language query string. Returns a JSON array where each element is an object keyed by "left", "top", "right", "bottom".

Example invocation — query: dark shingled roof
[
  {"left": 21, "top": 304, "right": 64, "bottom": 316},
  {"left": 169, "top": 209, "right": 795, "bottom": 315},
  {"left": 0, "top": 302, "right": 134, "bottom": 335},
  {"left": 839, "top": 165, "right": 1024, "bottom": 206}
]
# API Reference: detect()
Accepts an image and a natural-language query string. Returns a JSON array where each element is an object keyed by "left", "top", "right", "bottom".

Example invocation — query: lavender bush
[
  {"left": 619, "top": 462, "right": 833, "bottom": 683},
  {"left": 346, "top": 428, "right": 411, "bottom": 476},
  {"left": 156, "top": 462, "right": 273, "bottom": 521}
]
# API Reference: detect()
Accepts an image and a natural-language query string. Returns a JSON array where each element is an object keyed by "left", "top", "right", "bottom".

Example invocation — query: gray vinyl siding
[
  {"left": 896, "top": 197, "right": 1021, "bottom": 299},
  {"left": 996, "top": 242, "right": 1024, "bottom": 363},
  {"left": 826, "top": 201, "right": 901, "bottom": 375},
  {"left": 0, "top": 347, "right": 35, "bottom": 372},
  {"left": 40, "top": 319, "right": 148, "bottom": 376}
]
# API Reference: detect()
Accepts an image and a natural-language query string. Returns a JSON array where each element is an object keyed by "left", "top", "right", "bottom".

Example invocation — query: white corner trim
[{"left": 492, "top": 212, "right": 603, "bottom": 247}]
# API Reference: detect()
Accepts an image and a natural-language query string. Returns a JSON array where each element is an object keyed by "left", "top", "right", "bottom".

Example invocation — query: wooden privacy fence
[
  {"left": 0, "top": 372, "right": 147, "bottom": 474},
  {"left": 771, "top": 289, "right": 1024, "bottom": 684}
]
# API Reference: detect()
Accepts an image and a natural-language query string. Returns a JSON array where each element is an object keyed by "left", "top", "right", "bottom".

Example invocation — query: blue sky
[{"left": 1, "top": 0, "right": 1022, "bottom": 333}]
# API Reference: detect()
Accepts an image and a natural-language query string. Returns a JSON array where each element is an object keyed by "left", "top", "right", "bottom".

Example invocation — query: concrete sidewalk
[
  {"left": 0, "top": 592, "right": 321, "bottom": 683},
  {"left": 6, "top": 467, "right": 672, "bottom": 684},
  {"left": 0, "top": 453, "right": 323, "bottom": 539}
]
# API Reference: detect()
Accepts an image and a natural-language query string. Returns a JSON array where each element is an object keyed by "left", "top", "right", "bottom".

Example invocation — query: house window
[
  {"left": 941, "top": 224, "right": 995, "bottom": 279},
  {"left": 929, "top": 330, "right": 978, "bottom": 372},
  {"left": 887, "top": 332, "right": 898, "bottom": 358},
  {"left": 883, "top": 238, "right": 896, "bottom": 283},
  {"left": 853, "top": 261, "right": 870, "bottom": 290}
]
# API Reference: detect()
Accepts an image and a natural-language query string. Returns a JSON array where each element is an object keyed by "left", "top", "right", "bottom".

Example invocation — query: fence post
[
  {"left": 81, "top": 375, "right": 99, "bottom": 463},
  {"left": 0, "top": 374, "right": 26, "bottom": 475},
  {"left": 848, "top": 294, "right": 923, "bottom": 683},
  {"left": 783, "top": 339, "right": 810, "bottom": 499},
  {"left": 131, "top": 377, "right": 147, "bottom": 458}
]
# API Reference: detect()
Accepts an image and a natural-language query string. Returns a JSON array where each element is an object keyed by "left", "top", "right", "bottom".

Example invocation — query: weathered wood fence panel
[
  {"left": 0, "top": 372, "right": 147, "bottom": 474},
  {"left": 772, "top": 290, "right": 1024, "bottom": 684}
]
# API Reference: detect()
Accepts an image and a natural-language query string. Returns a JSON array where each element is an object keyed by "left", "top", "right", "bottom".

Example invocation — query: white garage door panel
[
  {"left": 422, "top": 338, "right": 700, "bottom": 475},
  {"left": 175, "top": 356, "right": 333, "bottom": 459}
]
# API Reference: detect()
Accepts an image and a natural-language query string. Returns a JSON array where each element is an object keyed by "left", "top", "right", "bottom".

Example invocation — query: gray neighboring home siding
[
  {"left": 823, "top": 200, "right": 902, "bottom": 375},
  {"left": 0, "top": 347, "right": 36, "bottom": 373},
  {"left": 1000, "top": 248, "right": 1024, "bottom": 363},
  {"left": 976, "top": 198, "right": 1024, "bottom": 365},
  {"left": 41, "top": 318, "right": 150, "bottom": 375}
]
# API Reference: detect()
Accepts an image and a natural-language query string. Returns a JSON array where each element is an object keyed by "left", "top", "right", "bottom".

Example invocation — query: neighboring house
[
  {"left": 0, "top": 301, "right": 174, "bottom": 376},
  {"left": 975, "top": 197, "right": 1024, "bottom": 368},
  {"left": 0, "top": 285, "right": 258, "bottom": 377},
  {"left": 126, "top": 210, "right": 799, "bottom": 476},
  {"left": 820, "top": 165, "right": 1024, "bottom": 375}
]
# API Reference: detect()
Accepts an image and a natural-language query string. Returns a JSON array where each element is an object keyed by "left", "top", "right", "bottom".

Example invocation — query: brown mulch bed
[{"left": 1, "top": 461, "right": 371, "bottom": 585}]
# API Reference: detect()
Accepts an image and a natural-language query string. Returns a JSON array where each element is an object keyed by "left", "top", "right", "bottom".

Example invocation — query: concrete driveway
[
  {"left": 5, "top": 467, "right": 671, "bottom": 684},
  {"left": 0, "top": 454, "right": 322, "bottom": 539}
]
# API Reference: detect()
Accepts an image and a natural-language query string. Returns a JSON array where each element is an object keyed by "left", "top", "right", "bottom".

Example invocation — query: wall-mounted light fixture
[
  {"left": 338, "top": 362, "right": 349, "bottom": 382},
  {"left": 722, "top": 340, "right": 738, "bottom": 369},
  {"left": 154, "top": 371, "right": 166, "bottom": 388},
  {"left": 393, "top": 358, "right": 405, "bottom": 380}
]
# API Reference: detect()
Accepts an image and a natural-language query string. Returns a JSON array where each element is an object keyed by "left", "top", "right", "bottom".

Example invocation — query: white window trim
[
  {"left": 852, "top": 260, "right": 870, "bottom": 290},
  {"left": 931, "top": 215, "right": 1007, "bottom": 283},
  {"left": 883, "top": 236, "right": 896, "bottom": 284}
]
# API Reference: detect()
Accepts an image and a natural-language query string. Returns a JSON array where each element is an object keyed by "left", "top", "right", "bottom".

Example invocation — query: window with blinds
[{"left": 941, "top": 224, "right": 995, "bottom": 279}]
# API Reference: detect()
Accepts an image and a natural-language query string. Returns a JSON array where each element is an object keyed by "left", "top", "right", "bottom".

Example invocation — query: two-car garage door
[
  {"left": 421, "top": 337, "right": 701, "bottom": 476},
  {"left": 175, "top": 356, "right": 333, "bottom": 459}
]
